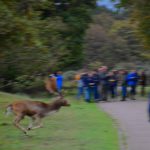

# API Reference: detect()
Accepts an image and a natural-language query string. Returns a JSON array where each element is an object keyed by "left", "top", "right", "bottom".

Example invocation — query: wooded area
[{"left": 0, "top": 0, "right": 149, "bottom": 93}]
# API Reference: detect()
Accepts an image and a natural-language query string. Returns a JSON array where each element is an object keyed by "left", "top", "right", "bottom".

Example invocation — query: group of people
[{"left": 75, "top": 66, "right": 147, "bottom": 102}]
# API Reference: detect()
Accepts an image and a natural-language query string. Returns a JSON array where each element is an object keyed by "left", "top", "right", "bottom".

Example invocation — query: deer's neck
[
  {"left": 44, "top": 103, "right": 61, "bottom": 116},
  {"left": 48, "top": 103, "right": 62, "bottom": 111}
]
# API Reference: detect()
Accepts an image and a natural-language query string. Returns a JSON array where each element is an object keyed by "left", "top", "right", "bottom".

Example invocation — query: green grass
[{"left": 0, "top": 92, "right": 119, "bottom": 150}]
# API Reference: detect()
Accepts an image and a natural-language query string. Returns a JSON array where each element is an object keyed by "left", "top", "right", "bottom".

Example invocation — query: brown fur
[
  {"left": 6, "top": 99, "right": 70, "bottom": 134},
  {"left": 45, "top": 77, "right": 57, "bottom": 94}
]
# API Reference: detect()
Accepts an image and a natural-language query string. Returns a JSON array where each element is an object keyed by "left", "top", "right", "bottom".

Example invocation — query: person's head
[
  {"left": 112, "top": 70, "right": 118, "bottom": 74},
  {"left": 141, "top": 70, "right": 146, "bottom": 75},
  {"left": 88, "top": 71, "right": 94, "bottom": 77},
  {"left": 57, "top": 71, "right": 62, "bottom": 75},
  {"left": 98, "top": 67, "right": 102, "bottom": 72},
  {"left": 99, "top": 66, "right": 108, "bottom": 73},
  {"left": 121, "top": 70, "right": 128, "bottom": 75},
  {"left": 108, "top": 71, "right": 114, "bottom": 76},
  {"left": 130, "top": 70, "right": 137, "bottom": 74},
  {"left": 93, "top": 69, "right": 98, "bottom": 74}
]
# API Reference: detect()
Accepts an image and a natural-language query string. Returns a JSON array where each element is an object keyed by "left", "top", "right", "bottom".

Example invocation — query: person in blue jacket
[
  {"left": 55, "top": 71, "right": 63, "bottom": 97},
  {"left": 89, "top": 71, "right": 100, "bottom": 102},
  {"left": 127, "top": 70, "right": 139, "bottom": 100},
  {"left": 81, "top": 71, "right": 100, "bottom": 102}
]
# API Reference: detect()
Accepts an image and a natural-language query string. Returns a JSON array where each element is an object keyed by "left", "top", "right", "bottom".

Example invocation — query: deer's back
[{"left": 12, "top": 100, "right": 49, "bottom": 117}]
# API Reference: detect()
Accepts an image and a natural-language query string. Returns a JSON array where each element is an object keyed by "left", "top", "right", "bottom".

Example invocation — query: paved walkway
[{"left": 98, "top": 100, "right": 150, "bottom": 150}]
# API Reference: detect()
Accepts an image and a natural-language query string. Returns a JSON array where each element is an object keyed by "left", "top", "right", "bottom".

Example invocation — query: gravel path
[{"left": 98, "top": 100, "right": 150, "bottom": 150}]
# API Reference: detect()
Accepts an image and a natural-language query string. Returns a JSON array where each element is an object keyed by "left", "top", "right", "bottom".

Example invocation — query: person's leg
[
  {"left": 141, "top": 85, "right": 146, "bottom": 96},
  {"left": 109, "top": 85, "right": 112, "bottom": 98},
  {"left": 76, "top": 87, "right": 82, "bottom": 99},
  {"left": 103, "top": 85, "right": 108, "bottom": 101},
  {"left": 130, "top": 85, "right": 136, "bottom": 100},
  {"left": 111, "top": 86, "right": 115, "bottom": 98},
  {"left": 93, "top": 86, "right": 99, "bottom": 102},
  {"left": 121, "top": 86, "right": 127, "bottom": 101},
  {"left": 114, "top": 85, "right": 118, "bottom": 97},
  {"left": 101, "top": 85, "right": 104, "bottom": 100},
  {"left": 148, "top": 95, "right": 150, "bottom": 121},
  {"left": 84, "top": 87, "right": 90, "bottom": 102}
]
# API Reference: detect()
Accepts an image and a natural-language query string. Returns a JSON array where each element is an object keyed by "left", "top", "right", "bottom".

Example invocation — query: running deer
[{"left": 6, "top": 98, "right": 70, "bottom": 134}]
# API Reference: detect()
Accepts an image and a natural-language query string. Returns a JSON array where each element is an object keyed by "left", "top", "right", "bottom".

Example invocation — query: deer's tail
[{"left": 5, "top": 104, "right": 13, "bottom": 116}]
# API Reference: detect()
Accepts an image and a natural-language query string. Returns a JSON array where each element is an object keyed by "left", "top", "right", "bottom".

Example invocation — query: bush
[
  {"left": 63, "top": 70, "right": 77, "bottom": 81},
  {"left": 88, "top": 61, "right": 103, "bottom": 70},
  {"left": 12, "top": 75, "right": 45, "bottom": 94}
]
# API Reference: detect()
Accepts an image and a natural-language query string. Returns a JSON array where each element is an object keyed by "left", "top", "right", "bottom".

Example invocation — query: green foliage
[
  {"left": 88, "top": 61, "right": 103, "bottom": 70},
  {"left": 63, "top": 70, "right": 76, "bottom": 81},
  {"left": 119, "top": 0, "right": 150, "bottom": 49},
  {"left": 12, "top": 75, "right": 45, "bottom": 93},
  {"left": 84, "top": 7, "right": 144, "bottom": 67},
  {"left": 0, "top": 0, "right": 96, "bottom": 92}
]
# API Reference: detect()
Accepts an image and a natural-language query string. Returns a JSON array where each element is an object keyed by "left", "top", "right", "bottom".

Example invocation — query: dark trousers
[
  {"left": 130, "top": 85, "right": 136, "bottom": 100},
  {"left": 109, "top": 85, "right": 115, "bottom": 98},
  {"left": 121, "top": 85, "right": 127, "bottom": 101},
  {"left": 84, "top": 86, "right": 100, "bottom": 102},
  {"left": 101, "top": 84, "right": 108, "bottom": 101},
  {"left": 130, "top": 85, "right": 136, "bottom": 95},
  {"left": 77, "top": 87, "right": 83, "bottom": 99},
  {"left": 141, "top": 85, "right": 146, "bottom": 96}
]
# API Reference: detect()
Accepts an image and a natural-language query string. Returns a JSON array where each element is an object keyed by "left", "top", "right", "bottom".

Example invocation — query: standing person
[
  {"left": 81, "top": 72, "right": 90, "bottom": 102},
  {"left": 120, "top": 70, "right": 128, "bottom": 101},
  {"left": 99, "top": 66, "right": 109, "bottom": 101},
  {"left": 75, "top": 73, "right": 84, "bottom": 99},
  {"left": 148, "top": 93, "right": 150, "bottom": 121},
  {"left": 127, "top": 70, "right": 139, "bottom": 100},
  {"left": 108, "top": 71, "right": 118, "bottom": 99},
  {"left": 139, "top": 71, "right": 147, "bottom": 96},
  {"left": 112, "top": 70, "right": 119, "bottom": 97},
  {"left": 55, "top": 71, "right": 63, "bottom": 98},
  {"left": 90, "top": 71, "right": 100, "bottom": 102}
]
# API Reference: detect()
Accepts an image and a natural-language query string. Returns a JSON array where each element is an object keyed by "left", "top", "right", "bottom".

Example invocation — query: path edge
[{"left": 97, "top": 104, "right": 128, "bottom": 150}]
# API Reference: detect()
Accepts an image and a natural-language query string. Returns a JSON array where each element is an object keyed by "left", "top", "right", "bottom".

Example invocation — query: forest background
[{"left": 0, "top": 0, "right": 149, "bottom": 94}]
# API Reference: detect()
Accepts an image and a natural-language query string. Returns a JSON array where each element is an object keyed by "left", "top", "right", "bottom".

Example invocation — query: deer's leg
[
  {"left": 13, "top": 115, "right": 27, "bottom": 134},
  {"left": 29, "top": 115, "right": 43, "bottom": 130},
  {"left": 27, "top": 117, "right": 35, "bottom": 130}
]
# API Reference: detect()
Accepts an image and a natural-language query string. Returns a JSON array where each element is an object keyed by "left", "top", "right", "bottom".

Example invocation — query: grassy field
[{"left": 0, "top": 92, "right": 119, "bottom": 150}]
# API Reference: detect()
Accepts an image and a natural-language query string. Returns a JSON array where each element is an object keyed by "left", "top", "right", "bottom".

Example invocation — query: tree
[
  {"left": 84, "top": 7, "right": 144, "bottom": 68},
  {"left": 118, "top": 0, "right": 150, "bottom": 49},
  {"left": 0, "top": 0, "right": 96, "bottom": 92}
]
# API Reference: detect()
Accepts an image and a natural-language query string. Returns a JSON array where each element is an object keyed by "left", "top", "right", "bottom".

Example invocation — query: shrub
[
  {"left": 63, "top": 70, "right": 77, "bottom": 81},
  {"left": 12, "top": 75, "right": 45, "bottom": 94}
]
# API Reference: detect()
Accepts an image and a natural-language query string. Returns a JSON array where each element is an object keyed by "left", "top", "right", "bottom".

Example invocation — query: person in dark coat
[
  {"left": 139, "top": 71, "right": 147, "bottom": 96},
  {"left": 81, "top": 73, "right": 90, "bottom": 102},
  {"left": 112, "top": 70, "right": 119, "bottom": 97},
  {"left": 99, "top": 66, "right": 109, "bottom": 101},
  {"left": 120, "top": 70, "right": 128, "bottom": 101},
  {"left": 91, "top": 71, "right": 100, "bottom": 102},
  {"left": 148, "top": 93, "right": 150, "bottom": 121},
  {"left": 108, "top": 71, "right": 118, "bottom": 98}
]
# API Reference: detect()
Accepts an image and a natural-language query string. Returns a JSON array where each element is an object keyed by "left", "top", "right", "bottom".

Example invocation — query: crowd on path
[{"left": 75, "top": 66, "right": 147, "bottom": 103}]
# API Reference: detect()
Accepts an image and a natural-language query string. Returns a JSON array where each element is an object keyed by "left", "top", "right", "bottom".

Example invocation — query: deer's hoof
[
  {"left": 24, "top": 130, "right": 28, "bottom": 135},
  {"left": 27, "top": 127, "right": 31, "bottom": 131}
]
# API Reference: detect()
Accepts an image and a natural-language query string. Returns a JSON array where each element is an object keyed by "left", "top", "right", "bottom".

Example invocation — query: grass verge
[{"left": 0, "top": 92, "right": 119, "bottom": 150}]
